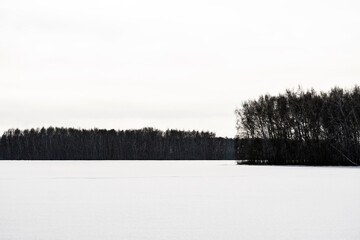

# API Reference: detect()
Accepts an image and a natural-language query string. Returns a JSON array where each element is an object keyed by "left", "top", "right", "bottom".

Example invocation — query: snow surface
[{"left": 0, "top": 161, "right": 359, "bottom": 240}]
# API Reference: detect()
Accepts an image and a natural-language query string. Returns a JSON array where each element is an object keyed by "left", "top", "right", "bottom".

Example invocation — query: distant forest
[
  {"left": 235, "top": 86, "right": 360, "bottom": 166},
  {"left": 0, "top": 127, "right": 234, "bottom": 160},
  {"left": 2, "top": 86, "right": 360, "bottom": 165}
]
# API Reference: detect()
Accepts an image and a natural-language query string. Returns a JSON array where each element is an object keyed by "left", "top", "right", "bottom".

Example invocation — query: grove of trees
[
  {"left": 2, "top": 86, "right": 360, "bottom": 164},
  {"left": 0, "top": 127, "right": 234, "bottom": 160},
  {"left": 235, "top": 86, "right": 360, "bottom": 165}
]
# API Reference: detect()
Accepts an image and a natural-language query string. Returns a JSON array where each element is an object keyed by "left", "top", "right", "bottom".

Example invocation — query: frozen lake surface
[{"left": 0, "top": 161, "right": 359, "bottom": 240}]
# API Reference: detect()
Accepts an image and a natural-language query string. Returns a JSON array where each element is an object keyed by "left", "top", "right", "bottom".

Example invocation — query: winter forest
[
  {"left": 235, "top": 86, "right": 360, "bottom": 166},
  {"left": 0, "top": 127, "right": 234, "bottom": 160},
  {"left": 1, "top": 86, "right": 360, "bottom": 165}
]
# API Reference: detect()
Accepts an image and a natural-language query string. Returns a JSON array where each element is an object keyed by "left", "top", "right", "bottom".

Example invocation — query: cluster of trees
[
  {"left": 0, "top": 127, "right": 234, "bottom": 160},
  {"left": 3, "top": 86, "right": 359, "bottom": 164},
  {"left": 235, "top": 86, "right": 360, "bottom": 166}
]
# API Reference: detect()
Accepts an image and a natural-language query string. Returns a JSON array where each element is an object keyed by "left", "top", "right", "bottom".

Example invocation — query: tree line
[
  {"left": 0, "top": 127, "right": 234, "bottom": 160},
  {"left": 235, "top": 86, "right": 360, "bottom": 165}
]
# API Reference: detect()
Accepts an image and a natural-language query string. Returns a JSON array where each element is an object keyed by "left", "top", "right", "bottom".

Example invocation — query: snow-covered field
[{"left": 0, "top": 161, "right": 359, "bottom": 240}]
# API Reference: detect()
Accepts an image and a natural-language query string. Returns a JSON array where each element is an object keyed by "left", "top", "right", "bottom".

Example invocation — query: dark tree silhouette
[
  {"left": 235, "top": 86, "right": 360, "bottom": 166},
  {"left": 0, "top": 127, "right": 234, "bottom": 160}
]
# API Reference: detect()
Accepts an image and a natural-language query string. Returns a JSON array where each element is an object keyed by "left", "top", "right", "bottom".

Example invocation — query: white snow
[{"left": 0, "top": 161, "right": 359, "bottom": 240}]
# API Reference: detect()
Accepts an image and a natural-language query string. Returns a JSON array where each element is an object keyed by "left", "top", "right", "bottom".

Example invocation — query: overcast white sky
[{"left": 1, "top": 0, "right": 360, "bottom": 137}]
